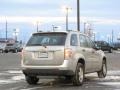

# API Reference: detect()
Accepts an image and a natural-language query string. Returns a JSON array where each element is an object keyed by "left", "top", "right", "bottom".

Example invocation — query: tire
[
  {"left": 13, "top": 49, "right": 17, "bottom": 53},
  {"left": 5, "top": 50, "right": 8, "bottom": 53},
  {"left": 72, "top": 63, "right": 84, "bottom": 86},
  {"left": 97, "top": 60, "right": 107, "bottom": 78},
  {"left": 109, "top": 48, "right": 112, "bottom": 53},
  {"left": 25, "top": 76, "right": 39, "bottom": 85}
]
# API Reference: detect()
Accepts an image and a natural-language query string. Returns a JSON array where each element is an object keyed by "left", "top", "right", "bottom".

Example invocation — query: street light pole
[
  {"left": 77, "top": 0, "right": 80, "bottom": 32},
  {"left": 93, "top": 32, "right": 96, "bottom": 41},
  {"left": 5, "top": 20, "right": 8, "bottom": 41},
  {"left": 15, "top": 31, "right": 17, "bottom": 42},
  {"left": 65, "top": 7, "right": 71, "bottom": 31},
  {"left": 36, "top": 21, "right": 39, "bottom": 32},
  {"left": 13, "top": 28, "right": 19, "bottom": 42},
  {"left": 62, "top": 6, "right": 72, "bottom": 31},
  {"left": 84, "top": 22, "right": 86, "bottom": 34},
  {"left": 94, "top": 33, "right": 95, "bottom": 41},
  {"left": 112, "top": 30, "right": 114, "bottom": 43},
  {"left": 66, "top": 7, "right": 69, "bottom": 31}
]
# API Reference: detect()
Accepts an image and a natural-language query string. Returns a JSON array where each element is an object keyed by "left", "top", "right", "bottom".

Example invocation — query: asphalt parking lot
[{"left": 0, "top": 51, "right": 120, "bottom": 90}]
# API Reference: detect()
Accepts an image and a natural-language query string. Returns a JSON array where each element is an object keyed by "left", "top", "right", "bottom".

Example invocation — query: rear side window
[
  {"left": 26, "top": 33, "right": 67, "bottom": 46},
  {"left": 70, "top": 34, "right": 78, "bottom": 46},
  {"left": 79, "top": 35, "right": 88, "bottom": 47},
  {"left": 86, "top": 37, "right": 94, "bottom": 48}
]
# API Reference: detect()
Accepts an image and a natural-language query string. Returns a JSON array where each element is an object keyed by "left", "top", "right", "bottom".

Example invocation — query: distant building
[{"left": 0, "top": 38, "right": 15, "bottom": 43}]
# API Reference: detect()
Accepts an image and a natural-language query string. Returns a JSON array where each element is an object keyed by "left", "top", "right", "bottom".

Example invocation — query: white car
[{"left": 0, "top": 43, "right": 6, "bottom": 53}]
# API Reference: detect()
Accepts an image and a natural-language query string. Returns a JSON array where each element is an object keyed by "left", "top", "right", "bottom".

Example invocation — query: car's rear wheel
[
  {"left": 72, "top": 63, "right": 84, "bottom": 86},
  {"left": 25, "top": 76, "right": 39, "bottom": 85},
  {"left": 97, "top": 60, "right": 107, "bottom": 78}
]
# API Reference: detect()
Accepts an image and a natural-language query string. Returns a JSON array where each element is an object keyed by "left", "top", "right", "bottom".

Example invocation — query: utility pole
[{"left": 77, "top": 0, "right": 80, "bottom": 32}]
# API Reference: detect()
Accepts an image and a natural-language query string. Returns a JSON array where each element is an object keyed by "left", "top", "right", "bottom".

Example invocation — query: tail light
[{"left": 64, "top": 48, "right": 73, "bottom": 59}]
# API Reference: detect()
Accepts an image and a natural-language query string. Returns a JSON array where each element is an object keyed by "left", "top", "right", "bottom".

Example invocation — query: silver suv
[{"left": 21, "top": 31, "right": 107, "bottom": 86}]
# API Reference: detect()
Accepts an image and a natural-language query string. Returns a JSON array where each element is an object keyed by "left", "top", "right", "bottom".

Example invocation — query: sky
[{"left": 0, "top": 0, "right": 120, "bottom": 43}]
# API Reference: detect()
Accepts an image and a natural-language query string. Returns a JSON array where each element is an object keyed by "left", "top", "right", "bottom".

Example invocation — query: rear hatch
[{"left": 23, "top": 32, "right": 67, "bottom": 66}]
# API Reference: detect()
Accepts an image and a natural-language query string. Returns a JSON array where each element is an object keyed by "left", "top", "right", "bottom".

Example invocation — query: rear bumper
[
  {"left": 22, "top": 60, "right": 70, "bottom": 70},
  {"left": 22, "top": 69, "right": 74, "bottom": 76},
  {"left": 21, "top": 60, "right": 75, "bottom": 76}
]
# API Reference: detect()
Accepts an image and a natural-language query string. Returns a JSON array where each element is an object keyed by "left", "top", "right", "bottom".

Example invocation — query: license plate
[
  {"left": 37, "top": 52, "right": 48, "bottom": 58},
  {"left": 34, "top": 51, "right": 48, "bottom": 58}
]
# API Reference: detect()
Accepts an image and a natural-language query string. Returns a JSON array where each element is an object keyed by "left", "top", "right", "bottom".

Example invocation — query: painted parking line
[
  {"left": 99, "top": 82, "right": 120, "bottom": 86},
  {"left": 20, "top": 87, "right": 43, "bottom": 90},
  {"left": 0, "top": 70, "right": 24, "bottom": 85},
  {"left": 113, "top": 51, "right": 120, "bottom": 53},
  {"left": 6, "top": 70, "right": 22, "bottom": 74}
]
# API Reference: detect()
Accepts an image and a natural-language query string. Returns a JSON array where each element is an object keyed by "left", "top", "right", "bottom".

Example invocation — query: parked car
[
  {"left": 21, "top": 31, "right": 107, "bottom": 86},
  {"left": 0, "top": 43, "right": 6, "bottom": 53},
  {"left": 113, "top": 42, "right": 120, "bottom": 50},
  {"left": 109, "top": 43, "right": 118, "bottom": 50},
  {"left": 94, "top": 41, "right": 113, "bottom": 53},
  {"left": 4, "top": 43, "right": 23, "bottom": 53}
]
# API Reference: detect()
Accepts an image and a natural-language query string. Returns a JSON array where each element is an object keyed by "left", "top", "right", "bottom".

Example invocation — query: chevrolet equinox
[{"left": 21, "top": 31, "right": 107, "bottom": 86}]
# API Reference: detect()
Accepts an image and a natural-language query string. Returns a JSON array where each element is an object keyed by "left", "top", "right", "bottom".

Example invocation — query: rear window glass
[{"left": 26, "top": 33, "right": 67, "bottom": 46}]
